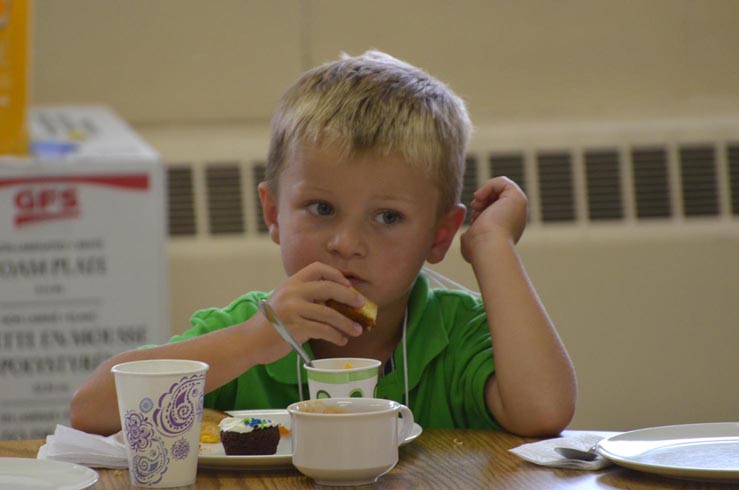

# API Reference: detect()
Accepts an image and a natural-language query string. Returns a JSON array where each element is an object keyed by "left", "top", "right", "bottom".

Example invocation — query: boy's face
[{"left": 259, "top": 144, "right": 464, "bottom": 310}]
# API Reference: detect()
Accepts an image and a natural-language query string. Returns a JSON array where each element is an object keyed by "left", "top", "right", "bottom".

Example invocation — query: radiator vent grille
[
  {"left": 462, "top": 156, "right": 479, "bottom": 225},
  {"left": 205, "top": 164, "right": 244, "bottom": 234},
  {"left": 164, "top": 139, "right": 738, "bottom": 238},
  {"left": 537, "top": 152, "right": 576, "bottom": 222},
  {"left": 632, "top": 147, "right": 671, "bottom": 219},
  {"left": 730, "top": 144, "right": 739, "bottom": 216},
  {"left": 166, "top": 166, "right": 196, "bottom": 236},
  {"left": 585, "top": 149, "right": 623, "bottom": 221},
  {"left": 679, "top": 146, "right": 719, "bottom": 217},
  {"left": 490, "top": 153, "right": 526, "bottom": 195}
]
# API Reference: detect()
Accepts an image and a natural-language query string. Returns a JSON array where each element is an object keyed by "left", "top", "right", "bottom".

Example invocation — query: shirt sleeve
[
  {"left": 166, "top": 291, "right": 266, "bottom": 409},
  {"left": 171, "top": 291, "right": 265, "bottom": 341},
  {"left": 445, "top": 295, "right": 500, "bottom": 430}
]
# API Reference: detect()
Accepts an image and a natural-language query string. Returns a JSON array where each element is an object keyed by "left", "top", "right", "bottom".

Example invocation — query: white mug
[{"left": 287, "top": 398, "right": 414, "bottom": 486}]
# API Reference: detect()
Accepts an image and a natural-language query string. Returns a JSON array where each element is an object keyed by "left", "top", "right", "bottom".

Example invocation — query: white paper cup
[
  {"left": 111, "top": 359, "right": 208, "bottom": 488},
  {"left": 305, "top": 357, "right": 380, "bottom": 400},
  {"left": 287, "top": 398, "right": 414, "bottom": 486}
]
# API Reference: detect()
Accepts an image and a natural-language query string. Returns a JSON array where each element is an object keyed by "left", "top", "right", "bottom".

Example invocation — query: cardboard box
[{"left": 0, "top": 106, "right": 168, "bottom": 439}]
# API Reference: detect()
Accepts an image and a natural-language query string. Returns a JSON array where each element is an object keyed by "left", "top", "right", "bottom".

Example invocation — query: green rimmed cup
[{"left": 305, "top": 358, "right": 381, "bottom": 399}]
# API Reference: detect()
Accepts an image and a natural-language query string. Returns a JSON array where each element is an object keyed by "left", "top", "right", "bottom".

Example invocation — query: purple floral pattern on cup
[
  {"left": 131, "top": 437, "right": 169, "bottom": 486},
  {"left": 115, "top": 363, "right": 207, "bottom": 487},
  {"left": 153, "top": 373, "right": 205, "bottom": 436},
  {"left": 123, "top": 411, "right": 155, "bottom": 451},
  {"left": 171, "top": 437, "right": 190, "bottom": 460},
  {"left": 139, "top": 397, "right": 154, "bottom": 413}
]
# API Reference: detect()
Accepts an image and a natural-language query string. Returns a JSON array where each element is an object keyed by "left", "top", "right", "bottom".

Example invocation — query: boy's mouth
[{"left": 342, "top": 273, "right": 365, "bottom": 286}]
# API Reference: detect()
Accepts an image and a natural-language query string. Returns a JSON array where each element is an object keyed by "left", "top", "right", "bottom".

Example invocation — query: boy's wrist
[
  {"left": 463, "top": 227, "right": 516, "bottom": 264},
  {"left": 238, "top": 314, "right": 285, "bottom": 366}
]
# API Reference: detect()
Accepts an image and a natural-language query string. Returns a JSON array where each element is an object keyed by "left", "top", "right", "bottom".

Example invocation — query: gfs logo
[
  {"left": 14, "top": 186, "right": 80, "bottom": 227},
  {"left": 1, "top": 174, "right": 149, "bottom": 230}
]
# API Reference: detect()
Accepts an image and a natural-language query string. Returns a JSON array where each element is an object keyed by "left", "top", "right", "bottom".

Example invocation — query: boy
[{"left": 70, "top": 51, "right": 576, "bottom": 437}]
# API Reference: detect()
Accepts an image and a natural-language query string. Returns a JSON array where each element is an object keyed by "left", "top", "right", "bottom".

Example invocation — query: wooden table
[{"left": 0, "top": 430, "right": 732, "bottom": 489}]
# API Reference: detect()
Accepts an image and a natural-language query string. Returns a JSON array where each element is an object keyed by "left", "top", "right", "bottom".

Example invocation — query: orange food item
[
  {"left": 199, "top": 408, "right": 230, "bottom": 443},
  {"left": 298, "top": 400, "right": 351, "bottom": 414}
]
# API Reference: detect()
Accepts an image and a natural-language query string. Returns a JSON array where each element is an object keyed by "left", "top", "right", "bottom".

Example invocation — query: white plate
[
  {"left": 0, "top": 457, "right": 98, "bottom": 489},
  {"left": 596, "top": 422, "right": 739, "bottom": 482},
  {"left": 404, "top": 421, "right": 423, "bottom": 444},
  {"left": 199, "top": 409, "right": 293, "bottom": 470},
  {"left": 198, "top": 409, "right": 422, "bottom": 470}
]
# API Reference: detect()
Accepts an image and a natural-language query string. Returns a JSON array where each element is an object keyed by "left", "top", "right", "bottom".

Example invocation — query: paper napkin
[
  {"left": 509, "top": 432, "right": 613, "bottom": 470},
  {"left": 37, "top": 424, "right": 128, "bottom": 469}
]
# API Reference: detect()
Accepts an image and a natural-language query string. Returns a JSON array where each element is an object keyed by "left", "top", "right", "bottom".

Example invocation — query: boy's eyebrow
[
  {"left": 371, "top": 193, "right": 416, "bottom": 204},
  {"left": 291, "top": 182, "right": 333, "bottom": 194},
  {"left": 292, "top": 183, "right": 415, "bottom": 204}
]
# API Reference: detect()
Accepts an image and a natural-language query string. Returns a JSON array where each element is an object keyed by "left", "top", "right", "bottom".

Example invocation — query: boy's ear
[
  {"left": 427, "top": 204, "right": 466, "bottom": 264},
  {"left": 257, "top": 182, "right": 280, "bottom": 244}
]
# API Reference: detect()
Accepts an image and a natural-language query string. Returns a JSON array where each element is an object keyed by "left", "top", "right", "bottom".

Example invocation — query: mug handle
[{"left": 396, "top": 404, "right": 415, "bottom": 446}]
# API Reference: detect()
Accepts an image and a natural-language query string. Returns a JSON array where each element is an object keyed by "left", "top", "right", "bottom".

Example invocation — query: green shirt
[{"left": 171, "top": 274, "right": 499, "bottom": 430}]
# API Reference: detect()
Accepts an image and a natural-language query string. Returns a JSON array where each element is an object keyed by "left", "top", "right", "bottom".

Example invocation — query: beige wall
[{"left": 33, "top": 0, "right": 739, "bottom": 126}]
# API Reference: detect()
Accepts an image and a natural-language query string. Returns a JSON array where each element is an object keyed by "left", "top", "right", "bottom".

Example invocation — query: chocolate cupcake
[{"left": 219, "top": 417, "right": 280, "bottom": 456}]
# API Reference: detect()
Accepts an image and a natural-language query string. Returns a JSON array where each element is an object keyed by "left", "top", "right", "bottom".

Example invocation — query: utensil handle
[{"left": 258, "top": 299, "right": 313, "bottom": 366}]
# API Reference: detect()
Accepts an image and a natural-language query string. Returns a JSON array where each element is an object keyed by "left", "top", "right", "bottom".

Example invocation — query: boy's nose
[{"left": 326, "top": 224, "right": 367, "bottom": 258}]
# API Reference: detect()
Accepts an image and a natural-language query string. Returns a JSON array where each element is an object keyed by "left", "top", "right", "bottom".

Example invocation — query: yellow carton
[{"left": 0, "top": 0, "right": 30, "bottom": 155}]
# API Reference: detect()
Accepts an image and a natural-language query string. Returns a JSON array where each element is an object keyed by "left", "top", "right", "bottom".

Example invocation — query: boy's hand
[
  {"left": 259, "top": 262, "right": 365, "bottom": 357},
  {"left": 460, "top": 177, "right": 528, "bottom": 262}
]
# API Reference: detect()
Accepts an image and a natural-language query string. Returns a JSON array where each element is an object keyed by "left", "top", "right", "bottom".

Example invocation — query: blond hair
[{"left": 266, "top": 50, "right": 472, "bottom": 213}]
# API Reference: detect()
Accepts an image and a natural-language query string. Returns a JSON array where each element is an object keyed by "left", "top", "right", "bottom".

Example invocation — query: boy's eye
[
  {"left": 374, "top": 210, "right": 402, "bottom": 225},
  {"left": 307, "top": 201, "right": 334, "bottom": 216}
]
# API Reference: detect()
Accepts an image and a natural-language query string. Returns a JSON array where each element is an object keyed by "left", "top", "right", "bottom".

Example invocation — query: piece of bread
[
  {"left": 199, "top": 408, "right": 230, "bottom": 444},
  {"left": 326, "top": 289, "right": 378, "bottom": 331}
]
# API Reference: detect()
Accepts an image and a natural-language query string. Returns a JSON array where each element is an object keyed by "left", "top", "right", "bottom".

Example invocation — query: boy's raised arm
[
  {"left": 461, "top": 177, "right": 577, "bottom": 437},
  {"left": 70, "top": 261, "right": 366, "bottom": 436}
]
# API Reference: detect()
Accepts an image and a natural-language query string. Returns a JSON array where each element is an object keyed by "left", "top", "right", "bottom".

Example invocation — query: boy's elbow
[
  {"left": 68, "top": 389, "right": 92, "bottom": 433},
  {"left": 506, "top": 414, "right": 572, "bottom": 438},
  {"left": 69, "top": 386, "right": 119, "bottom": 436},
  {"left": 503, "top": 401, "right": 576, "bottom": 438},
  {"left": 519, "top": 379, "right": 578, "bottom": 437},
  {"left": 524, "top": 410, "right": 574, "bottom": 437},
  {"left": 68, "top": 411, "right": 85, "bottom": 433}
]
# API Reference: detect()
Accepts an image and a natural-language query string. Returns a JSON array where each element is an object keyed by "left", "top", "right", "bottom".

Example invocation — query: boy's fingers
[
  {"left": 302, "top": 302, "right": 364, "bottom": 337},
  {"left": 474, "top": 176, "right": 518, "bottom": 200},
  {"left": 296, "top": 318, "right": 353, "bottom": 346},
  {"left": 299, "top": 262, "right": 352, "bottom": 286},
  {"left": 302, "top": 280, "right": 365, "bottom": 308}
]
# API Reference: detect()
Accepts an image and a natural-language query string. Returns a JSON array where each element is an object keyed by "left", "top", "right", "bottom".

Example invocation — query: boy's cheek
[{"left": 280, "top": 241, "right": 321, "bottom": 275}]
